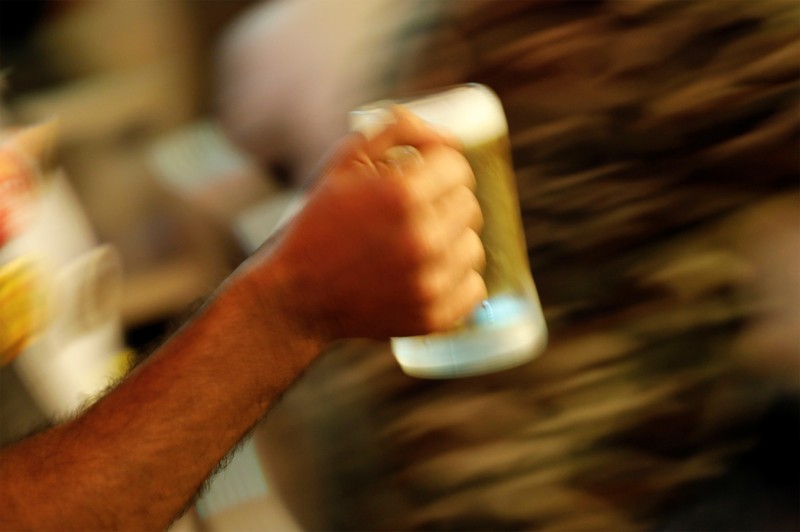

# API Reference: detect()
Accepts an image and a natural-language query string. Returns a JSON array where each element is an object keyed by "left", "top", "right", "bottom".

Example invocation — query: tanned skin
[{"left": 0, "top": 108, "right": 486, "bottom": 530}]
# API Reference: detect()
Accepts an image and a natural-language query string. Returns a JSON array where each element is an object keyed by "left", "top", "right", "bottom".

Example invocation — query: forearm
[
  {"left": 0, "top": 109, "right": 485, "bottom": 530},
  {"left": 0, "top": 266, "right": 324, "bottom": 530}
]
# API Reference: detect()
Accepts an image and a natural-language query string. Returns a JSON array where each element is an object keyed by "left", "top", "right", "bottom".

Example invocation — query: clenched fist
[{"left": 242, "top": 108, "right": 486, "bottom": 342}]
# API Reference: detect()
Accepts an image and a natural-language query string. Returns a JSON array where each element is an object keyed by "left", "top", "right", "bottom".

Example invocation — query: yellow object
[
  {"left": 109, "top": 348, "right": 137, "bottom": 380},
  {"left": 0, "top": 257, "right": 45, "bottom": 365}
]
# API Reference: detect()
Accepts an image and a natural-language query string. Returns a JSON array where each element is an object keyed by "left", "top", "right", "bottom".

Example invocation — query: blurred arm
[
  {"left": 0, "top": 108, "right": 486, "bottom": 530},
  {"left": 0, "top": 272, "right": 319, "bottom": 530}
]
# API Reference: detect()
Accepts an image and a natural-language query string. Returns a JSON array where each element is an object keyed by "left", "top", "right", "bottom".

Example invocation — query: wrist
[{"left": 226, "top": 254, "right": 332, "bottom": 375}]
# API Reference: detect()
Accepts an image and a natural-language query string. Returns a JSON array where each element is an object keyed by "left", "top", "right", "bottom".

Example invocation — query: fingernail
[{"left": 383, "top": 145, "right": 423, "bottom": 175}]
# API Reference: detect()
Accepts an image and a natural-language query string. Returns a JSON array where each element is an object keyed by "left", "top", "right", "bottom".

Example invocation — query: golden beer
[{"left": 351, "top": 84, "right": 547, "bottom": 377}]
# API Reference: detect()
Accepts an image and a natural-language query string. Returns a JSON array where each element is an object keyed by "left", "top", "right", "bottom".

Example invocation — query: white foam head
[{"left": 350, "top": 84, "right": 508, "bottom": 147}]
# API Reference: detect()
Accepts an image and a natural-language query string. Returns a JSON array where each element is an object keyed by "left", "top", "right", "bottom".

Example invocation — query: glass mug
[{"left": 350, "top": 84, "right": 547, "bottom": 378}]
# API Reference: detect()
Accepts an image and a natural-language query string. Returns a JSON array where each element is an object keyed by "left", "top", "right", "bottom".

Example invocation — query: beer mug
[{"left": 350, "top": 84, "right": 547, "bottom": 378}]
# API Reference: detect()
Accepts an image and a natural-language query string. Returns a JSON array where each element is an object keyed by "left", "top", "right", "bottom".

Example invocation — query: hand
[{"left": 245, "top": 107, "right": 487, "bottom": 342}]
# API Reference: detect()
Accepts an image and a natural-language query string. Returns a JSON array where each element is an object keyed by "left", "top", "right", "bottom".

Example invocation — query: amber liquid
[{"left": 464, "top": 134, "right": 534, "bottom": 300}]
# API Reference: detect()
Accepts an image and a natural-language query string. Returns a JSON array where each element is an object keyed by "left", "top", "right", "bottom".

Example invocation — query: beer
[{"left": 351, "top": 84, "right": 547, "bottom": 377}]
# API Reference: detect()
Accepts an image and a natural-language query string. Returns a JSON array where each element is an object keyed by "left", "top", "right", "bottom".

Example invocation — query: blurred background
[{"left": 1, "top": 0, "right": 798, "bottom": 530}]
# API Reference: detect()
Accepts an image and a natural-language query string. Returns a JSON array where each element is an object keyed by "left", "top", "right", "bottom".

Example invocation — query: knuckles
[
  {"left": 431, "top": 145, "right": 476, "bottom": 190},
  {"left": 407, "top": 266, "right": 446, "bottom": 307}
]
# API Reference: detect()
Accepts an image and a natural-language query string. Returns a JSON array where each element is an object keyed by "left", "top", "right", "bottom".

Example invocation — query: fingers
[
  {"left": 375, "top": 108, "right": 474, "bottom": 202},
  {"left": 452, "top": 228, "right": 487, "bottom": 274},
  {"left": 362, "top": 106, "right": 460, "bottom": 161},
  {"left": 412, "top": 179, "right": 483, "bottom": 265},
  {"left": 408, "top": 228, "right": 486, "bottom": 331},
  {"left": 379, "top": 116, "right": 484, "bottom": 331},
  {"left": 403, "top": 144, "right": 475, "bottom": 204},
  {"left": 359, "top": 106, "right": 470, "bottom": 196},
  {"left": 445, "top": 269, "right": 488, "bottom": 326},
  {"left": 434, "top": 183, "right": 484, "bottom": 239},
  {"left": 436, "top": 228, "right": 486, "bottom": 301},
  {"left": 334, "top": 106, "right": 474, "bottom": 204},
  {"left": 424, "top": 269, "right": 487, "bottom": 333}
]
